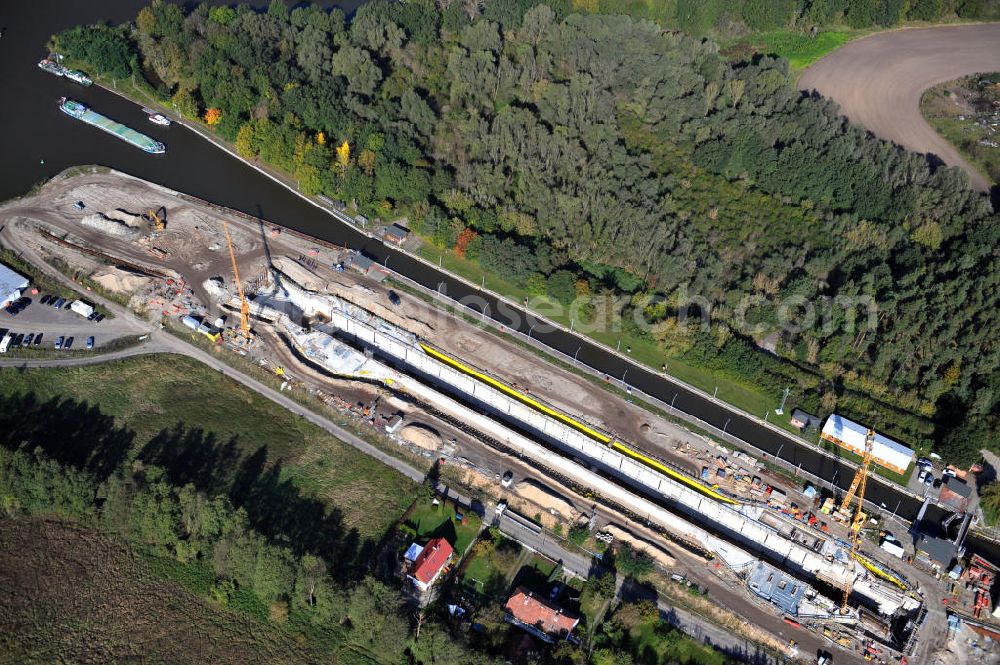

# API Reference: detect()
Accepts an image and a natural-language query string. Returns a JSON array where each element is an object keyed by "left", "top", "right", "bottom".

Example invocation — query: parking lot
[{"left": 1, "top": 293, "right": 144, "bottom": 352}]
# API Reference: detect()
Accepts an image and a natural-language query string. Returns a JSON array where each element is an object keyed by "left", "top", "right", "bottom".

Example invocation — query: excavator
[{"left": 143, "top": 206, "right": 166, "bottom": 231}]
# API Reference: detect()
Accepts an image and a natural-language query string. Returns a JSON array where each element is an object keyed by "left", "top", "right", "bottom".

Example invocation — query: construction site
[{"left": 1, "top": 168, "right": 997, "bottom": 665}]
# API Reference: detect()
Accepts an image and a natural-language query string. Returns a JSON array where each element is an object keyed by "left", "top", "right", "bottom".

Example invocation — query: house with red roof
[
  {"left": 504, "top": 586, "right": 580, "bottom": 644},
  {"left": 406, "top": 537, "right": 453, "bottom": 591}
]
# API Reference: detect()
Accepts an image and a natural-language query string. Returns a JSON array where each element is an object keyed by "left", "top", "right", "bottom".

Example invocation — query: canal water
[{"left": 2, "top": 0, "right": 995, "bottom": 563}]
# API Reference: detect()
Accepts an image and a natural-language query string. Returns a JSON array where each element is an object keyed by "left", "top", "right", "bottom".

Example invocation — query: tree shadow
[
  {"left": 139, "top": 425, "right": 373, "bottom": 580},
  {"left": 0, "top": 391, "right": 134, "bottom": 481},
  {"left": 139, "top": 422, "right": 243, "bottom": 496},
  {"left": 0, "top": 390, "right": 379, "bottom": 579}
]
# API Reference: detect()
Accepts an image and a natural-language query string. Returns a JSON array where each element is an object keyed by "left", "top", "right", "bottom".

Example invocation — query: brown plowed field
[
  {"left": 798, "top": 23, "right": 1000, "bottom": 192},
  {"left": 0, "top": 517, "right": 329, "bottom": 665}
]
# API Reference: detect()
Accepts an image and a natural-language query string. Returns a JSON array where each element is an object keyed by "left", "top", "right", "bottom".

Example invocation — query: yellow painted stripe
[
  {"left": 857, "top": 554, "right": 906, "bottom": 589},
  {"left": 612, "top": 442, "right": 739, "bottom": 504},
  {"left": 420, "top": 342, "right": 737, "bottom": 505},
  {"left": 420, "top": 343, "right": 612, "bottom": 443}
]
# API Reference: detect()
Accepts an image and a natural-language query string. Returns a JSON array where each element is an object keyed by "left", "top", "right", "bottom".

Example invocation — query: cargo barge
[{"left": 58, "top": 98, "right": 165, "bottom": 154}]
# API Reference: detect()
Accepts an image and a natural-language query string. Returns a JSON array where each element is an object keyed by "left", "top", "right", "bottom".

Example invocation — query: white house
[
  {"left": 0, "top": 263, "right": 29, "bottom": 308},
  {"left": 820, "top": 414, "right": 914, "bottom": 474}
]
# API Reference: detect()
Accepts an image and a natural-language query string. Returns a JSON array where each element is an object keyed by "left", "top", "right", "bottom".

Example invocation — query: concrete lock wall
[{"left": 289, "top": 284, "right": 913, "bottom": 615}]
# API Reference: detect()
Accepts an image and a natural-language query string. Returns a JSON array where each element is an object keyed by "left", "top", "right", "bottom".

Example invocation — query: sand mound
[
  {"left": 91, "top": 269, "right": 151, "bottom": 294},
  {"left": 400, "top": 424, "right": 441, "bottom": 451},
  {"left": 514, "top": 479, "right": 578, "bottom": 520},
  {"left": 603, "top": 523, "right": 677, "bottom": 569},
  {"left": 80, "top": 213, "right": 142, "bottom": 239},
  {"left": 104, "top": 209, "right": 145, "bottom": 228}
]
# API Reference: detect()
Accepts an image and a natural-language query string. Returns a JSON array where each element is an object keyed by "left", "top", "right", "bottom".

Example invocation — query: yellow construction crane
[
  {"left": 839, "top": 427, "right": 876, "bottom": 613},
  {"left": 223, "top": 220, "right": 251, "bottom": 340}
]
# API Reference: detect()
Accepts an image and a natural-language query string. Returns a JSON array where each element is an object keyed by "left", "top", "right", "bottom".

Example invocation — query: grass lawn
[
  {"left": 0, "top": 354, "right": 415, "bottom": 542},
  {"left": 630, "top": 621, "right": 725, "bottom": 665},
  {"left": 460, "top": 535, "right": 523, "bottom": 598},
  {"left": 510, "top": 552, "right": 560, "bottom": 595},
  {"left": 751, "top": 29, "right": 855, "bottom": 71},
  {"left": 405, "top": 498, "right": 481, "bottom": 555}
]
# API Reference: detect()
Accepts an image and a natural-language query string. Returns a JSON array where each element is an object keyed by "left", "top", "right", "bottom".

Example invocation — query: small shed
[
  {"left": 383, "top": 224, "right": 409, "bottom": 245},
  {"left": 790, "top": 408, "right": 821, "bottom": 431},
  {"left": 346, "top": 252, "right": 374, "bottom": 275},
  {"left": 404, "top": 542, "right": 424, "bottom": 563}
]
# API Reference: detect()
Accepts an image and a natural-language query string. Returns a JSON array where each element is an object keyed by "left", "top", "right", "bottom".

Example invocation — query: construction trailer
[{"left": 70, "top": 299, "right": 94, "bottom": 318}]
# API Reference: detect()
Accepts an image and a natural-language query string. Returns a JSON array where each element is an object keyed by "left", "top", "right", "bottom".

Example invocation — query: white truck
[
  {"left": 0, "top": 333, "right": 11, "bottom": 354},
  {"left": 70, "top": 299, "right": 95, "bottom": 318}
]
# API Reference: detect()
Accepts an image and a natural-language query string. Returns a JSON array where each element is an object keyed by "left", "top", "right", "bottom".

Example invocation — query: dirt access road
[{"left": 798, "top": 22, "right": 1000, "bottom": 192}]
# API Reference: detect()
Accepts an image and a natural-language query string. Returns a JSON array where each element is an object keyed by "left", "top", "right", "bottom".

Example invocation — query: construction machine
[
  {"left": 222, "top": 220, "right": 252, "bottom": 340},
  {"left": 838, "top": 428, "right": 876, "bottom": 613},
  {"left": 144, "top": 206, "right": 166, "bottom": 231}
]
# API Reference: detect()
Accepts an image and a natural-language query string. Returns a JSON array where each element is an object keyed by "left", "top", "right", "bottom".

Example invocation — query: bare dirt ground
[
  {"left": 0, "top": 517, "right": 328, "bottom": 665},
  {"left": 798, "top": 23, "right": 1000, "bottom": 192}
]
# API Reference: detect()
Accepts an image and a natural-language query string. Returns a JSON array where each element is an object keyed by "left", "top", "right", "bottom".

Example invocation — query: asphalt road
[
  {"left": 799, "top": 22, "right": 1000, "bottom": 192},
  {"left": 497, "top": 510, "right": 600, "bottom": 580}
]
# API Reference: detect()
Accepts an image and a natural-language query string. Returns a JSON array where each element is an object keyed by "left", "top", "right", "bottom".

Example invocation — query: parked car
[
  {"left": 924, "top": 472, "right": 934, "bottom": 485},
  {"left": 63, "top": 301, "right": 73, "bottom": 310},
  {"left": 917, "top": 457, "right": 933, "bottom": 468},
  {"left": 64, "top": 336, "right": 74, "bottom": 349},
  {"left": 12, "top": 333, "right": 24, "bottom": 346},
  {"left": 943, "top": 468, "right": 958, "bottom": 478},
  {"left": 54, "top": 336, "right": 64, "bottom": 350},
  {"left": 40, "top": 294, "right": 52, "bottom": 305},
  {"left": 501, "top": 470, "right": 513, "bottom": 488},
  {"left": 387, "top": 290, "right": 401, "bottom": 306},
  {"left": 22, "top": 333, "right": 33, "bottom": 347},
  {"left": 73, "top": 201, "right": 85, "bottom": 210},
  {"left": 4, "top": 304, "right": 19, "bottom": 316},
  {"left": 52, "top": 297, "right": 65, "bottom": 308},
  {"left": 33, "top": 333, "right": 43, "bottom": 346},
  {"left": 917, "top": 468, "right": 928, "bottom": 484},
  {"left": 95, "top": 314, "right": 105, "bottom": 323},
  {"left": 87, "top": 311, "right": 97, "bottom": 321},
  {"left": 86, "top": 336, "right": 94, "bottom": 350},
  {"left": 15, "top": 297, "right": 31, "bottom": 308}
]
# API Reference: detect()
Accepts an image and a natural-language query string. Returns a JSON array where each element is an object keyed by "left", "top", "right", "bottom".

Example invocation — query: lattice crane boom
[
  {"left": 841, "top": 427, "right": 875, "bottom": 613},
  {"left": 223, "top": 220, "right": 251, "bottom": 340}
]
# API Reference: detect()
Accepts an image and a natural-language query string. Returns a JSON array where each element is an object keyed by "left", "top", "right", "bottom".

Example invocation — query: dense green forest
[{"left": 52, "top": 0, "right": 999, "bottom": 464}]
